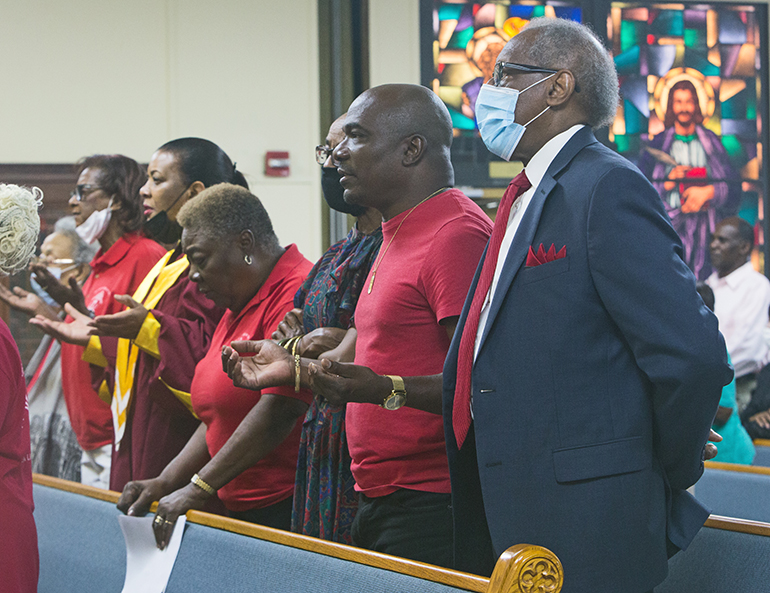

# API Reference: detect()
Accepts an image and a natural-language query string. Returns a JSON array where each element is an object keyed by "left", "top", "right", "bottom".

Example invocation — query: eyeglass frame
[
  {"left": 492, "top": 62, "right": 558, "bottom": 87},
  {"left": 30, "top": 256, "right": 79, "bottom": 277},
  {"left": 315, "top": 145, "right": 334, "bottom": 166},
  {"left": 31, "top": 257, "right": 77, "bottom": 267},
  {"left": 71, "top": 184, "right": 104, "bottom": 201},
  {"left": 492, "top": 62, "right": 580, "bottom": 93}
]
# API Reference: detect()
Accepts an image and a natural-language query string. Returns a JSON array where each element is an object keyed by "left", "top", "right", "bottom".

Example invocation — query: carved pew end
[{"left": 487, "top": 544, "right": 564, "bottom": 593}]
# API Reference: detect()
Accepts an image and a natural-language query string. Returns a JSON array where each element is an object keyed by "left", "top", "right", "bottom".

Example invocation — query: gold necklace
[{"left": 367, "top": 186, "right": 450, "bottom": 294}]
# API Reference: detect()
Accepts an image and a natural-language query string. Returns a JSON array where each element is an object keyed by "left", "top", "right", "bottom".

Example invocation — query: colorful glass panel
[
  {"left": 609, "top": 3, "right": 766, "bottom": 277},
  {"left": 430, "top": 1, "right": 582, "bottom": 137}
]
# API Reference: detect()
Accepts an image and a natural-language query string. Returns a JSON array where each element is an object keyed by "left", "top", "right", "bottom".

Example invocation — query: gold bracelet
[
  {"left": 281, "top": 335, "right": 303, "bottom": 353},
  {"left": 190, "top": 473, "right": 216, "bottom": 496},
  {"left": 292, "top": 338, "right": 301, "bottom": 393}
]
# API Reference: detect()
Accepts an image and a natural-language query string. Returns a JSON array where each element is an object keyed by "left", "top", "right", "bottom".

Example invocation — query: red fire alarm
[{"left": 265, "top": 151, "right": 290, "bottom": 177}]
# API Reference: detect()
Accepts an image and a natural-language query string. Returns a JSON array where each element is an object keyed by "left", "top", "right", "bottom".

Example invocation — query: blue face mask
[{"left": 475, "top": 74, "right": 555, "bottom": 161}]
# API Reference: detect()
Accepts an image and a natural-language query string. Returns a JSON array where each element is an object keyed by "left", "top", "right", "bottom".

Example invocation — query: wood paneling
[{"left": 0, "top": 164, "right": 78, "bottom": 365}]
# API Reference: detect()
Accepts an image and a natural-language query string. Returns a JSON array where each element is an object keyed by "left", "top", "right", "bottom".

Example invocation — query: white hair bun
[{"left": 0, "top": 184, "right": 43, "bottom": 275}]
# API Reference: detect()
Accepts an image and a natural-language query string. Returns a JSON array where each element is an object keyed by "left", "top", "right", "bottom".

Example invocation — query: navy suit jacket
[{"left": 442, "top": 127, "right": 732, "bottom": 593}]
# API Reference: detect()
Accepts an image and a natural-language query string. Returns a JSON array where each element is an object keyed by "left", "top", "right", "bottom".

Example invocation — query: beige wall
[
  {"left": 368, "top": 0, "right": 421, "bottom": 86},
  {"left": 0, "top": 0, "right": 322, "bottom": 259}
]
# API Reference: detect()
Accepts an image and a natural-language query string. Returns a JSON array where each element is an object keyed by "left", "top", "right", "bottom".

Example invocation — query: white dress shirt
[
  {"left": 474, "top": 124, "right": 585, "bottom": 359},
  {"left": 706, "top": 261, "right": 770, "bottom": 377}
]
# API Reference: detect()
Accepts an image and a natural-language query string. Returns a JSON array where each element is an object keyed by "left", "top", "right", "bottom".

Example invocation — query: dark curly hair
[{"left": 77, "top": 155, "right": 145, "bottom": 233}]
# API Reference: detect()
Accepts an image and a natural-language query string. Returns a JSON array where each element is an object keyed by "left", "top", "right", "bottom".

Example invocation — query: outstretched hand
[
  {"left": 307, "top": 358, "right": 388, "bottom": 407},
  {"left": 30, "top": 264, "right": 89, "bottom": 315},
  {"left": 0, "top": 283, "right": 59, "bottom": 320},
  {"left": 221, "top": 340, "right": 294, "bottom": 391},
  {"left": 749, "top": 409, "right": 770, "bottom": 430},
  {"left": 29, "top": 303, "right": 95, "bottom": 345},
  {"left": 90, "top": 295, "right": 148, "bottom": 340}
]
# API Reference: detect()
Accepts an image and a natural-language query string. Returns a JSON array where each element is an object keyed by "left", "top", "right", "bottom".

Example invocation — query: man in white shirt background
[{"left": 706, "top": 216, "right": 770, "bottom": 411}]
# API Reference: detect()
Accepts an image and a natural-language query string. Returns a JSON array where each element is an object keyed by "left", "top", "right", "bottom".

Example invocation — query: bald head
[
  {"left": 327, "top": 113, "right": 346, "bottom": 147},
  {"left": 333, "top": 84, "right": 455, "bottom": 219},
  {"left": 350, "top": 84, "right": 453, "bottom": 159}
]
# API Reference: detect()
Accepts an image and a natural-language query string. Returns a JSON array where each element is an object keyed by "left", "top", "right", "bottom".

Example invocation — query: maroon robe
[{"left": 95, "top": 247, "right": 224, "bottom": 492}]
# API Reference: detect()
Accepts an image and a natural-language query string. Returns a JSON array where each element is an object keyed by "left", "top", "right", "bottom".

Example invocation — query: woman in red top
[
  {"left": 0, "top": 183, "right": 43, "bottom": 593},
  {"left": 117, "top": 183, "right": 313, "bottom": 549},
  {"left": 3, "top": 155, "right": 166, "bottom": 489}
]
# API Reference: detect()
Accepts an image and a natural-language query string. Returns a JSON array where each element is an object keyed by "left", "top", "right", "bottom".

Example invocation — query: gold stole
[{"left": 111, "top": 251, "right": 189, "bottom": 450}]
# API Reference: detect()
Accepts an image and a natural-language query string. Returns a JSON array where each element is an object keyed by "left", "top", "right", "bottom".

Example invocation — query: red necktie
[{"left": 453, "top": 170, "right": 531, "bottom": 449}]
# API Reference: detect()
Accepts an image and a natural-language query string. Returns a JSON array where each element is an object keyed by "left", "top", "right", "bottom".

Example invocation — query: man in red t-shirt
[{"left": 225, "top": 84, "right": 491, "bottom": 568}]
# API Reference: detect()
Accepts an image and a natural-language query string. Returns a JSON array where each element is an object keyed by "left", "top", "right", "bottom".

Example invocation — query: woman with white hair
[{"left": 0, "top": 183, "right": 43, "bottom": 593}]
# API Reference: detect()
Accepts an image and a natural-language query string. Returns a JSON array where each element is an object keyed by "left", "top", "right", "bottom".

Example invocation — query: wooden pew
[
  {"left": 33, "top": 474, "right": 563, "bottom": 593},
  {"left": 752, "top": 438, "right": 770, "bottom": 467},
  {"left": 692, "top": 461, "right": 770, "bottom": 523},
  {"left": 655, "top": 515, "right": 770, "bottom": 592}
]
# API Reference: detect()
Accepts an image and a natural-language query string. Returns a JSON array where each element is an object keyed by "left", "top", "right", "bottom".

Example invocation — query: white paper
[{"left": 118, "top": 514, "right": 186, "bottom": 593}]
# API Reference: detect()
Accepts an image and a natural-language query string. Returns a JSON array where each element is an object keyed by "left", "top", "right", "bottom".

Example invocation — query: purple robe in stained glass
[{"left": 638, "top": 125, "right": 740, "bottom": 280}]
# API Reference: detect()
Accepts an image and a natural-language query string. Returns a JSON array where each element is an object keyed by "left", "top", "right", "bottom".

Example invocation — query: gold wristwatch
[{"left": 381, "top": 375, "right": 407, "bottom": 410}]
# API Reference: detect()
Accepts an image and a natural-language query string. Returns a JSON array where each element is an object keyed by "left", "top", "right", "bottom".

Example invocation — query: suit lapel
[{"left": 476, "top": 126, "right": 598, "bottom": 355}]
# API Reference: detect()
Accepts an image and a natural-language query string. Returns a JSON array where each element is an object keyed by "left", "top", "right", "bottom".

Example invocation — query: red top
[
  {"left": 60, "top": 233, "right": 166, "bottom": 450},
  {"left": 0, "top": 319, "right": 39, "bottom": 593},
  {"left": 191, "top": 245, "right": 314, "bottom": 512},
  {"left": 348, "top": 189, "right": 492, "bottom": 497}
]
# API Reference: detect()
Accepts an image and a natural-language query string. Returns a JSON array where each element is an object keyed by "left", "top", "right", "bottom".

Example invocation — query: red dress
[
  {"left": 60, "top": 233, "right": 166, "bottom": 451},
  {"left": 0, "top": 319, "right": 39, "bottom": 593}
]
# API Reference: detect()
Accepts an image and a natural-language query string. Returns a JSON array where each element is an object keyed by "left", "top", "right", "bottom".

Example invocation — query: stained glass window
[
  {"left": 609, "top": 3, "right": 766, "bottom": 277},
  {"left": 430, "top": 1, "right": 582, "bottom": 136},
  {"left": 424, "top": 1, "right": 583, "bottom": 192}
]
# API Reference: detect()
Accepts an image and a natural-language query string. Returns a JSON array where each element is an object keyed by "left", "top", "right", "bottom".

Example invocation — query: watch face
[{"left": 384, "top": 392, "right": 406, "bottom": 410}]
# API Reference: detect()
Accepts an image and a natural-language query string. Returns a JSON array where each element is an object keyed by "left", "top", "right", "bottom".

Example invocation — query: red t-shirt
[
  {"left": 348, "top": 189, "right": 492, "bottom": 497},
  {"left": 0, "top": 319, "right": 39, "bottom": 593},
  {"left": 191, "top": 245, "right": 314, "bottom": 512},
  {"left": 60, "top": 233, "right": 166, "bottom": 450}
]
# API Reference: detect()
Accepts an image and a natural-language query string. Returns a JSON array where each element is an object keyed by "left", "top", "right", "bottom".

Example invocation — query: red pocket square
[{"left": 526, "top": 243, "right": 567, "bottom": 267}]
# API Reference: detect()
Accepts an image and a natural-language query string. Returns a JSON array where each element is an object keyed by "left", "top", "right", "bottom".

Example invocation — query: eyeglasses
[
  {"left": 492, "top": 62, "right": 558, "bottom": 87},
  {"left": 315, "top": 145, "right": 333, "bottom": 166},
  {"left": 31, "top": 257, "right": 76, "bottom": 267},
  {"left": 71, "top": 184, "right": 103, "bottom": 201}
]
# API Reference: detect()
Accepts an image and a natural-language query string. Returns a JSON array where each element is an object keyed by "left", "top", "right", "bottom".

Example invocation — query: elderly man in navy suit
[
  {"left": 267, "top": 18, "right": 730, "bottom": 592},
  {"left": 442, "top": 18, "right": 731, "bottom": 593}
]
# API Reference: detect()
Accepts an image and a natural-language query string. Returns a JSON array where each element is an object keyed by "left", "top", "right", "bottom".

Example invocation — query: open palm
[
  {"left": 222, "top": 340, "right": 293, "bottom": 391},
  {"left": 29, "top": 303, "right": 94, "bottom": 345},
  {"left": 0, "top": 283, "right": 58, "bottom": 319}
]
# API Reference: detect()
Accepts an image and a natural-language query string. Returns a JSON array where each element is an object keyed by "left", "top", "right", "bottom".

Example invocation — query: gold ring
[{"left": 153, "top": 515, "right": 164, "bottom": 526}]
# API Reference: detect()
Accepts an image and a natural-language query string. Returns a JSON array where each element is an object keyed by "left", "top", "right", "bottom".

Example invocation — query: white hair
[
  {"left": 0, "top": 184, "right": 43, "bottom": 275},
  {"left": 53, "top": 216, "right": 98, "bottom": 264},
  {"left": 523, "top": 18, "right": 620, "bottom": 129}
]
